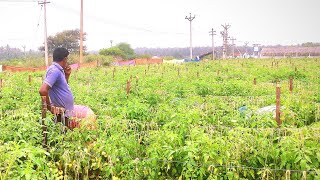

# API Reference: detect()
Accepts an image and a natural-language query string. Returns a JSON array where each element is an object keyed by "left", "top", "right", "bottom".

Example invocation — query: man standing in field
[
  {"left": 39, "top": 47, "right": 74, "bottom": 127},
  {"left": 39, "top": 47, "right": 96, "bottom": 130}
]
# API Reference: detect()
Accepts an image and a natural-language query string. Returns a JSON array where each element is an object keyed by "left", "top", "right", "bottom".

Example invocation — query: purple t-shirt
[{"left": 44, "top": 62, "right": 74, "bottom": 117}]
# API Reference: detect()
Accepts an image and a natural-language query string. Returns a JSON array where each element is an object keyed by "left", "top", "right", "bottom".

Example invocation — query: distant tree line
[
  {"left": 0, "top": 45, "right": 41, "bottom": 61},
  {"left": 300, "top": 42, "right": 320, "bottom": 47},
  {"left": 2, "top": 28, "right": 320, "bottom": 61}
]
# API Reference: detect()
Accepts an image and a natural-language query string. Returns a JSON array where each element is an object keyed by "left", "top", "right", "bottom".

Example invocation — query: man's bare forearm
[{"left": 65, "top": 74, "right": 70, "bottom": 83}]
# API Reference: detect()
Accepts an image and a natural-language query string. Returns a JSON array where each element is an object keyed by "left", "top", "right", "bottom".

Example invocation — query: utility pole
[
  {"left": 220, "top": 23, "right": 231, "bottom": 59},
  {"left": 185, "top": 13, "right": 195, "bottom": 60},
  {"left": 230, "top": 37, "right": 236, "bottom": 58},
  {"left": 6, "top": 44, "right": 10, "bottom": 60},
  {"left": 22, "top": 45, "right": 26, "bottom": 59},
  {"left": 209, "top": 28, "right": 216, "bottom": 60},
  {"left": 38, "top": 0, "right": 50, "bottom": 66},
  {"left": 79, "top": 0, "right": 84, "bottom": 64},
  {"left": 244, "top": 41, "right": 249, "bottom": 57},
  {"left": 110, "top": 40, "right": 113, "bottom": 47}
]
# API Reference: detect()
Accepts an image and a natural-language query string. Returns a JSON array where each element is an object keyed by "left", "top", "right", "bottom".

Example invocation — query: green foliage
[
  {"left": 0, "top": 58, "right": 319, "bottom": 179},
  {"left": 0, "top": 57, "right": 48, "bottom": 67},
  {"left": 99, "top": 47, "right": 125, "bottom": 59},
  {"left": 163, "top": 56, "right": 175, "bottom": 60},
  {"left": 117, "top": 42, "right": 136, "bottom": 60},
  {"left": 84, "top": 54, "right": 114, "bottom": 66},
  {"left": 39, "top": 29, "right": 87, "bottom": 54},
  {"left": 136, "top": 54, "right": 152, "bottom": 59},
  {"left": 301, "top": 42, "right": 320, "bottom": 47},
  {"left": 99, "top": 42, "right": 136, "bottom": 60},
  {"left": 0, "top": 45, "right": 23, "bottom": 60}
]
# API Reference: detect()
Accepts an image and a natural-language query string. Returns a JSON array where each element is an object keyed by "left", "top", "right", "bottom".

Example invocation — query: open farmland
[{"left": 0, "top": 58, "right": 319, "bottom": 179}]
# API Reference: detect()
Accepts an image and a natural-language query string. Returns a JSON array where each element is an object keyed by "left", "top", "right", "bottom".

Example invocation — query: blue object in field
[
  {"left": 184, "top": 58, "right": 191, "bottom": 62},
  {"left": 184, "top": 56, "right": 201, "bottom": 62},
  {"left": 239, "top": 105, "right": 247, "bottom": 117}
]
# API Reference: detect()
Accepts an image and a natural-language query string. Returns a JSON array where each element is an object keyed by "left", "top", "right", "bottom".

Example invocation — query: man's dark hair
[{"left": 53, "top": 48, "right": 69, "bottom": 62}]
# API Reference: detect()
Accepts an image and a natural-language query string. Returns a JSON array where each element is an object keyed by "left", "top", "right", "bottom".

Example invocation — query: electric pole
[
  {"left": 79, "top": 0, "right": 84, "bottom": 64},
  {"left": 6, "top": 44, "right": 10, "bottom": 60},
  {"left": 220, "top": 23, "right": 231, "bottom": 59},
  {"left": 38, "top": 0, "right": 50, "bottom": 66},
  {"left": 22, "top": 45, "right": 26, "bottom": 59},
  {"left": 185, "top": 13, "right": 195, "bottom": 60},
  {"left": 209, "top": 28, "right": 216, "bottom": 60},
  {"left": 244, "top": 41, "right": 249, "bottom": 57},
  {"left": 230, "top": 37, "right": 236, "bottom": 58}
]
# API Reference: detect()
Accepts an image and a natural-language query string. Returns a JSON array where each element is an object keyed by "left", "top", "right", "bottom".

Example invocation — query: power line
[
  {"left": 30, "top": 2, "right": 43, "bottom": 51},
  {"left": 36, "top": 4, "right": 43, "bottom": 27},
  {"left": 50, "top": 3, "right": 187, "bottom": 36},
  {"left": 0, "top": 0, "right": 37, "bottom": 2}
]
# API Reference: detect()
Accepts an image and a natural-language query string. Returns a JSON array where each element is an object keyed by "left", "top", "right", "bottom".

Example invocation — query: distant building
[{"left": 261, "top": 46, "right": 320, "bottom": 58}]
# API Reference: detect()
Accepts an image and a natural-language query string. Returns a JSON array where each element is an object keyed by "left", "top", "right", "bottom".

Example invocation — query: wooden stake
[
  {"left": 253, "top": 78, "right": 256, "bottom": 85},
  {"left": 135, "top": 75, "right": 139, "bottom": 85},
  {"left": 197, "top": 71, "right": 199, "bottom": 77},
  {"left": 276, "top": 83, "right": 281, "bottom": 126},
  {"left": 126, "top": 80, "right": 131, "bottom": 96},
  {"left": 0, "top": 79, "right": 2, "bottom": 88},
  {"left": 289, "top": 77, "right": 293, "bottom": 92},
  {"left": 41, "top": 96, "right": 48, "bottom": 150},
  {"left": 28, "top": 75, "right": 32, "bottom": 83}
]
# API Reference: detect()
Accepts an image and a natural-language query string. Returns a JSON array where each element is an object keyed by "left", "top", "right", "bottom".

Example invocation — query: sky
[{"left": 0, "top": 0, "right": 319, "bottom": 51}]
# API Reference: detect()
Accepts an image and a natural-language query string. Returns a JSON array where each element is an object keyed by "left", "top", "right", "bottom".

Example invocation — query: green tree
[
  {"left": 117, "top": 42, "right": 136, "bottom": 60},
  {"left": 99, "top": 42, "right": 136, "bottom": 60},
  {"left": 99, "top": 47, "right": 125, "bottom": 59},
  {"left": 301, "top": 42, "right": 320, "bottom": 47},
  {"left": 39, "top": 29, "right": 86, "bottom": 54}
]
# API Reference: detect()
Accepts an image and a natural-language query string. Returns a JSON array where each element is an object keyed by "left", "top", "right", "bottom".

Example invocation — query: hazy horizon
[{"left": 0, "top": 0, "right": 319, "bottom": 51}]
